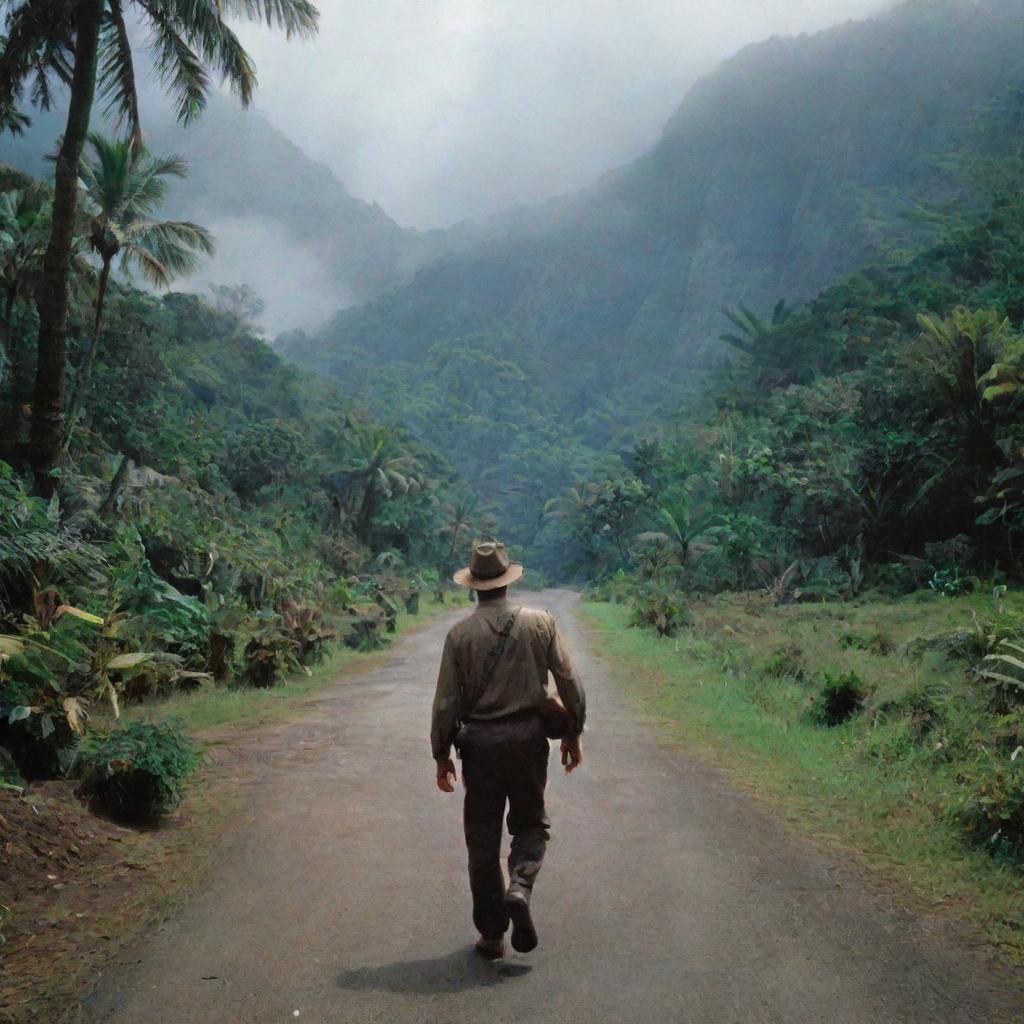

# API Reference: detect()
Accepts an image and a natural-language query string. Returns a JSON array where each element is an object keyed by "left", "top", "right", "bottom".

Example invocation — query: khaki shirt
[{"left": 430, "top": 599, "right": 587, "bottom": 761}]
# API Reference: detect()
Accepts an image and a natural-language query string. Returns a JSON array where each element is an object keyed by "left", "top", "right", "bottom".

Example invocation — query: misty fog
[
  {"left": 235, "top": 0, "right": 889, "bottom": 229},
  {"left": 0, "top": 0, "right": 892, "bottom": 334}
]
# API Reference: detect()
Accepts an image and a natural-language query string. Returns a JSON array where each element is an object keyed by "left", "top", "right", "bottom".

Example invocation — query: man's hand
[
  {"left": 560, "top": 736, "right": 583, "bottom": 773},
  {"left": 436, "top": 758, "right": 457, "bottom": 793}
]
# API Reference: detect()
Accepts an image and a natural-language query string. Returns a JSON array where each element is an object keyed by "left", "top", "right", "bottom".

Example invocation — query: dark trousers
[{"left": 458, "top": 712, "right": 551, "bottom": 940}]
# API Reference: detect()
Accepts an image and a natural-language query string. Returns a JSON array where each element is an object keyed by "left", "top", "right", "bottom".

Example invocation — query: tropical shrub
[
  {"left": 242, "top": 619, "right": 300, "bottom": 687},
  {"left": 0, "top": 604, "right": 160, "bottom": 777},
  {"left": 806, "top": 671, "right": 866, "bottom": 727},
  {"left": 952, "top": 750, "right": 1024, "bottom": 864},
  {"left": 929, "top": 567, "right": 974, "bottom": 597},
  {"left": 280, "top": 600, "right": 333, "bottom": 666},
  {"left": 80, "top": 720, "right": 200, "bottom": 823},
  {"left": 340, "top": 604, "right": 390, "bottom": 651},
  {"left": 629, "top": 581, "right": 691, "bottom": 637},
  {"left": 761, "top": 643, "right": 806, "bottom": 679}
]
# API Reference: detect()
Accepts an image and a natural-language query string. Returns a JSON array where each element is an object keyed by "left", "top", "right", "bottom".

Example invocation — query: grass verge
[
  {"left": 121, "top": 597, "right": 450, "bottom": 735},
  {"left": 581, "top": 591, "right": 1024, "bottom": 961}
]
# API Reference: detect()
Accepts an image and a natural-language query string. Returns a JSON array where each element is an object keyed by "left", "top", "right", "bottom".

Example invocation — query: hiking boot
[
  {"left": 504, "top": 889, "right": 538, "bottom": 953},
  {"left": 475, "top": 936, "right": 505, "bottom": 961}
]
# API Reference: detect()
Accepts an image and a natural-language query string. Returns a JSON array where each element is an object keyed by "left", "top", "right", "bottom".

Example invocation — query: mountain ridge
[{"left": 297, "top": 0, "right": 1024, "bottom": 380}]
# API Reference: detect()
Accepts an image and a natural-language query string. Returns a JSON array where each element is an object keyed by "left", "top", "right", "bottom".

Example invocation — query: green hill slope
[
  {"left": 303, "top": 1, "right": 1024, "bottom": 379},
  {"left": 281, "top": 0, "right": 1024, "bottom": 564}
]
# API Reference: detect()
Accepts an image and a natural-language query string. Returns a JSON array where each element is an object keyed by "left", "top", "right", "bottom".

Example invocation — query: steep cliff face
[{"left": 303, "top": 0, "right": 1024, "bottom": 383}]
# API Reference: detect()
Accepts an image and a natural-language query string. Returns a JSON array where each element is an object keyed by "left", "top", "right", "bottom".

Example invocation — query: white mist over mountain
[{"left": 234, "top": 0, "right": 888, "bottom": 228}]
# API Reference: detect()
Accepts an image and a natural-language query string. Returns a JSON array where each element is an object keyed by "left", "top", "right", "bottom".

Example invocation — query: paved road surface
[{"left": 83, "top": 591, "right": 1023, "bottom": 1023}]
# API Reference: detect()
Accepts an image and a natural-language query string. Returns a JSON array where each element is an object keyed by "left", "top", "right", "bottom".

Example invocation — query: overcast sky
[{"left": 233, "top": 0, "right": 889, "bottom": 229}]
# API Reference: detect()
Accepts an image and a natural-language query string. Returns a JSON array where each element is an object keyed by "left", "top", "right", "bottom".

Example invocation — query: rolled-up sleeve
[
  {"left": 548, "top": 618, "right": 586, "bottom": 736},
  {"left": 430, "top": 633, "right": 461, "bottom": 761}
]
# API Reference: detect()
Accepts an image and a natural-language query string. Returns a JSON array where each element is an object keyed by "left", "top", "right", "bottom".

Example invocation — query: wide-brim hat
[{"left": 453, "top": 541, "right": 524, "bottom": 591}]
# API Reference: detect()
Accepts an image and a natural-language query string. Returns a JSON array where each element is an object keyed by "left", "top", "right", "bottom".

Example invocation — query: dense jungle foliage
[
  {"left": 282, "top": 0, "right": 1024, "bottom": 581},
  {"left": 0, "top": 0, "right": 500, "bottom": 820},
  {"left": 0, "top": 157, "right": 481, "bottom": 807},
  {"left": 573, "top": 187, "right": 1024, "bottom": 601}
]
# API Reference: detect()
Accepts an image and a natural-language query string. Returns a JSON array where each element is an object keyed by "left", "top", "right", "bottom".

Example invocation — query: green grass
[
  {"left": 122, "top": 597, "right": 448, "bottom": 735},
  {"left": 582, "top": 590, "right": 1024, "bottom": 960}
]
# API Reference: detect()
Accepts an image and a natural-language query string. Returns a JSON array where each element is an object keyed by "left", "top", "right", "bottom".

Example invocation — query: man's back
[{"left": 431, "top": 598, "right": 585, "bottom": 762}]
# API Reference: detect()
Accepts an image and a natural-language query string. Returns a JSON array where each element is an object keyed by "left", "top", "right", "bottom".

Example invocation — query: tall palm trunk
[
  {"left": 0, "top": 282, "right": 14, "bottom": 374},
  {"left": 29, "top": 0, "right": 104, "bottom": 496},
  {"left": 0, "top": 283, "right": 20, "bottom": 461},
  {"left": 445, "top": 530, "right": 460, "bottom": 574},
  {"left": 65, "top": 254, "right": 111, "bottom": 435},
  {"left": 356, "top": 482, "right": 376, "bottom": 543}
]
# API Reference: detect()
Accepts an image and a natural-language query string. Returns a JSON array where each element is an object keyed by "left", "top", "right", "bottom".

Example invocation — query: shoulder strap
[
  {"left": 481, "top": 608, "right": 521, "bottom": 688},
  {"left": 455, "top": 609, "right": 521, "bottom": 733}
]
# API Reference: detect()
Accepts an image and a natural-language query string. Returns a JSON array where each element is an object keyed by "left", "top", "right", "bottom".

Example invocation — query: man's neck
[{"left": 476, "top": 586, "right": 510, "bottom": 610}]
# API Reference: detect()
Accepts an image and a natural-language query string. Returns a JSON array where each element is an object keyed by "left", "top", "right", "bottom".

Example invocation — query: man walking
[{"left": 431, "top": 541, "right": 586, "bottom": 960}]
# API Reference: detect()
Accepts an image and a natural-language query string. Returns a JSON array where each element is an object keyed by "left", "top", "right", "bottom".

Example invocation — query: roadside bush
[
  {"left": 867, "top": 675, "right": 950, "bottom": 743},
  {"left": 585, "top": 570, "right": 632, "bottom": 605},
  {"left": 243, "top": 619, "right": 300, "bottom": 687},
  {"left": 760, "top": 643, "right": 806, "bottom": 679},
  {"left": 340, "top": 603, "right": 390, "bottom": 650},
  {"left": 839, "top": 631, "right": 894, "bottom": 656},
  {"left": 952, "top": 751, "right": 1024, "bottom": 864},
  {"left": 865, "top": 562, "right": 919, "bottom": 598},
  {"left": 80, "top": 720, "right": 200, "bottom": 823},
  {"left": 280, "top": 600, "right": 333, "bottom": 666},
  {"left": 629, "top": 582, "right": 691, "bottom": 637},
  {"left": 370, "top": 585, "right": 400, "bottom": 633},
  {"left": 929, "top": 567, "right": 975, "bottom": 597},
  {"left": 806, "top": 671, "right": 866, "bottom": 726}
]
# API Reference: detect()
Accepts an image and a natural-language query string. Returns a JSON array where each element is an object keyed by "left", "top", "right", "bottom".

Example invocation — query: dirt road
[{"left": 82, "top": 591, "right": 1023, "bottom": 1023}]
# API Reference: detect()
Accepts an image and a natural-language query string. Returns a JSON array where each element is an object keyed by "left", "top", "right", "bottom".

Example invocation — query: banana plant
[{"left": 0, "top": 601, "right": 161, "bottom": 768}]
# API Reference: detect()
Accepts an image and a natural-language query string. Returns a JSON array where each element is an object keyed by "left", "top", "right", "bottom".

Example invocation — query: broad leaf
[
  {"left": 56, "top": 605, "right": 104, "bottom": 625},
  {"left": 105, "top": 652, "right": 153, "bottom": 670},
  {"left": 62, "top": 697, "right": 88, "bottom": 734}
]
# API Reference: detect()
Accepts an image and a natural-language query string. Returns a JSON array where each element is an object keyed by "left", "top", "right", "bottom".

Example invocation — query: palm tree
[
  {"left": 437, "top": 494, "right": 492, "bottom": 575},
  {"left": 0, "top": 183, "right": 52, "bottom": 455},
  {"left": 0, "top": 183, "right": 50, "bottom": 376},
  {"left": 656, "top": 498, "right": 722, "bottom": 564},
  {"left": 0, "top": 0, "right": 319, "bottom": 495},
  {"left": 339, "top": 425, "right": 421, "bottom": 545},
  {"left": 67, "top": 133, "right": 214, "bottom": 430}
]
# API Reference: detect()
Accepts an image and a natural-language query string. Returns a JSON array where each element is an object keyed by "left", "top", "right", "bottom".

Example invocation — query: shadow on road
[{"left": 336, "top": 947, "right": 532, "bottom": 994}]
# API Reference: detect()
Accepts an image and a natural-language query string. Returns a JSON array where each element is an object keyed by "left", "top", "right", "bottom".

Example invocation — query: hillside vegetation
[
  {"left": 4, "top": 0, "right": 1024, "bottom": 983},
  {"left": 284, "top": 0, "right": 1024, "bottom": 887},
  {"left": 283, "top": 0, "right": 1024, "bottom": 573},
  {"left": 585, "top": 589, "right": 1024, "bottom": 956},
  {"left": 0, "top": 158, "right": 474, "bottom": 810}
]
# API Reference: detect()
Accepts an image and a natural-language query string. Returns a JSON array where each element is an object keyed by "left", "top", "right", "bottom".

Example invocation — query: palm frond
[
  {"left": 98, "top": 0, "right": 142, "bottom": 145},
  {"left": 219, "top": 0, "right": 320, "bottom": 39},
  {"left": 122, "top": 219, "right": 213, "bottom": 284},
  {"left": 137, "top": 1, "right": 213, "bottom": 123},
  {"left": 0, "top": 0, "right": 74, "bottom": 128},
  {"left": 0, "top": 103, "right": 30, "bottom": 136},
  {"left": 138, "top": 0, "right": 259, "bottom": 116}
]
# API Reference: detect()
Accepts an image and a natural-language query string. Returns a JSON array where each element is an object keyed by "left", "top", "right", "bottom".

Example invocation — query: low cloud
[{"left": 235, "top": 0, "right": 888, "bottom": 228}]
